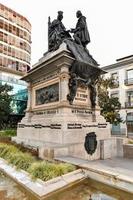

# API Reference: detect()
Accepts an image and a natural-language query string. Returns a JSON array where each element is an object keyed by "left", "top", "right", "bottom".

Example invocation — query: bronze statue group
[
  {"left": 48, "top": 10, "right": 90, "bottom": 51},
  {"left": 48, "top": 11, "right": 102, "bottom": 109}
]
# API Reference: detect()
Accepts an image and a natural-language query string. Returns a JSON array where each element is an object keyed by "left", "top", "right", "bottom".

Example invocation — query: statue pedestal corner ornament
[{"left": 12, "top": 11, "right": 122, "bottom": 161}]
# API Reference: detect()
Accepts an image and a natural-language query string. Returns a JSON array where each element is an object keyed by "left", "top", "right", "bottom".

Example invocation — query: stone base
[
  {"left": 123, "top": 144, "right": 133, "bottom": 158},
  {"left": 13, "top": 107, "right": 116, "bottom": 161},
  {"left": 13, "top": 44, "right": 120, "bottom": 161}
]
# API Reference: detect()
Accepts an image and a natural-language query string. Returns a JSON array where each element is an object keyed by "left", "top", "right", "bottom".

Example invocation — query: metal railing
[
  {"left": 124, "top": 78, "right": 133, "bottom": 85},
  {"left": 125, "top": 101, "right": 133, "bottom": 108}
]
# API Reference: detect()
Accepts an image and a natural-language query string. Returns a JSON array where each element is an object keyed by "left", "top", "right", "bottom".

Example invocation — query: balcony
[
  {"left": 124, "top": 78, "right": 133, "bottom": 86},
  {"left": 125, "top": 101, "right": 133, "bottom": 108}
]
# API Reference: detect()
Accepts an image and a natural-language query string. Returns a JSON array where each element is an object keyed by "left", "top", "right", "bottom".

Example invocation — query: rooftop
[
  {"left": 102, "top": 55, "right": 133, "bottom": 70},
  {"left": 116, "top": 55, "right": 133, "bottom": 62},
  {"left": 0, "top": 3, "right": 31, "bottom": 26}
]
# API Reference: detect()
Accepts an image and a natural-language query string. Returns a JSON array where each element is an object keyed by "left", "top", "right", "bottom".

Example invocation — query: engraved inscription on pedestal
[
  {"left": 74, "top": 86, "right": 90, "bottom": 105},
  {"left": 34, "top": 109, "right": 58, "bottom": 115},
  {"left": 35, "top": 83, "right": 59, "bottom": 105}
]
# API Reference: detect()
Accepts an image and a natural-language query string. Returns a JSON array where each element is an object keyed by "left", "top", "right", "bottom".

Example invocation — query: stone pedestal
[{"left": 13, "top": 43, "right": 112, "bottom": 161}]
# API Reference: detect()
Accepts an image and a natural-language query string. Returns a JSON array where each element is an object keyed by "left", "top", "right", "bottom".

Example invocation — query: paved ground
[{"left": 55, "top": 156, "right": 133, "bottom": 178}]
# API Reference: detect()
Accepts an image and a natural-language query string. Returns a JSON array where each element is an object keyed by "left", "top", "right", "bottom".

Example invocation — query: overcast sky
[{"left": 1, "top": 0, "right": 133, "bottom": 67}]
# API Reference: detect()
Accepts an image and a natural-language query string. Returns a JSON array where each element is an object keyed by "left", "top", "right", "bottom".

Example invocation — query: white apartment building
[{"left": 102, "top": 55, "right": 133, "bottom": 138}]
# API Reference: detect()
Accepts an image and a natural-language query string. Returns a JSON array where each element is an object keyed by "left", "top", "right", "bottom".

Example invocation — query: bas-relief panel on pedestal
[{"left": 35, "top": 83, "right": 59, "bottom": 105}]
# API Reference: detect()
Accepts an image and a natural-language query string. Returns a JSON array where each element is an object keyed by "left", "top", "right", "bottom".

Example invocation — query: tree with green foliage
[
  {"left": 97, "top": 76, "right": 122, "bottom": 125},
  {"left": 0, "top": 83, "right": 13, "bottom": 129}
]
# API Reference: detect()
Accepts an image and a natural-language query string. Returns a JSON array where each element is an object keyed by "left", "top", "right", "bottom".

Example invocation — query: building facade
[
  {"left": 0, "top": 3, "right": 31, "bottom": 119},
  {"left": 102, "top": 55, "right": 133, "bottom": 137}
]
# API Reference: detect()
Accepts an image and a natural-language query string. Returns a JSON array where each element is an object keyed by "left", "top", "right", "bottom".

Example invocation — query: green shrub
[
  {"left": 28, "top": 162, "right": 57, "bottom": 181},
  {"left": 0, "top": 143, "right": 8, "bottom": 155},
  {"left": 0, "top": 131, "right": 5, "bottom": 137},
  {"left": 4, "top": 129, "right": 16, "bottom": 136},
  {"left": 0, "top": 143, "right": 76, "bottom": 181},
  {"left": 28, "top": 162, "right": 76, "bottom": 181},
  {"left": 8, "top": 152, "right": 35, "bottom": 171},
  {"left": 0, "top": 143, "right": 18, "bottom": 159},
  {"left": 55, "top": 163, "right": 76, "bottom": 176},
  {"left": 0, "top": 143, "right": 35, "bottom": 171},
  {"left": 0, "top": 129, "right": 16, "bottom": 137}
]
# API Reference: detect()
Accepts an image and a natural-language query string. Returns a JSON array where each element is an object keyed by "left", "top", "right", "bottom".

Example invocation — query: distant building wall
[
  {"left": 0, "top": 3, "right": 31, "bottom": 73},
  {"left": 102, "top": 55, "right": 133, "bottom": 137},
  {"left": 0, "top": 3, "right": 31, "bottom": 121}
]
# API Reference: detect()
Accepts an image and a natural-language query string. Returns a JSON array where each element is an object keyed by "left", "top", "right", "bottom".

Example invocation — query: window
[
  {"left": 12, "top": 26, "right": 16, "bottom": 35},
  {"left": 3, "top": 57, "right": 8, "bottom": 67},
  {"left": 19, "top": 29, "right": 23, "bottom": 38},
  {"left": 0, "top": 31, "right": 3, "bottom": 40},
  {"left": 0, "top": 43, "right": 3, "bottom": 53},
  {"left": 3, "top": 45, "right": 7, "bottom": 54},
  {"left": 127, "top": 112, "right": 133, "bottom": 135},
  {"left": 16, "top": 28, "right": 19, "bottom": 36},
  {"left": 0, "top": 56, "right": 2, "bottom": 65},
  {"left": 110, "top": 72, "right": 119, "bottom": 88},
  {"left": 8, "top": 46, "right": 12, "bottom": 56},
  {"left": 9, "top": 24, "right": 12, "bottom": 33},
  {"left": 125, "top": 69, "right": 133, "bottom": 85},
  {"left": 126, "top": 91, "right": 133, "bottom": 107},
  {"left": 4, "top": 22, "right": 8, "bottom": 32},
  {"left": 16, "top": 61, "right": 19, "bottom": 70},
  {"left": 7, "top": 59, "right": 12, "bottom": 68},
  {"left": 0, "top": 19, "right": 3, "bottom": 29},
  {"left": 111, "top": 72, "right": 118, "bottom": 81},
  {"left": 127, "top": 69, "right": 133, "bottom": 79},
  {"left": 127, "top": 91, "right": 133, "bottom": 101},
  {"left": 3, "top": 33, "right": 8, "bottom": 43},
  {"left": 111, "top": 92, "right": 119, "bottom": 98}
]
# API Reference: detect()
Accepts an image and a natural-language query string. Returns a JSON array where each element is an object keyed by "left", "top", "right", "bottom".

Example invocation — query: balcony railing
[
  {"left": 125, "top": 101, "right": 133, "bottom": 108},
  {"left": 124, "top": 78, "right": 133, "bottom": 86}
]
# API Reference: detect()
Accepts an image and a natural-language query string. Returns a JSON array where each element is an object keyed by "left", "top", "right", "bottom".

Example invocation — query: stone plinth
[
  {"left": 123, "top": 144, "right": 133, "bottom": 159},
  {"left": 13, "top": 43, "right": 112, "bottom": 161}
]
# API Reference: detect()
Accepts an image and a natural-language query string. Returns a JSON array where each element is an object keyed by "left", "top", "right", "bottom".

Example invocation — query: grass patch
[{"left": 0, "top": 143, "right": 76, "bottom": 181}]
